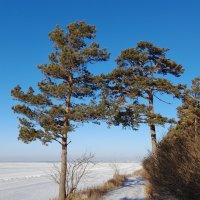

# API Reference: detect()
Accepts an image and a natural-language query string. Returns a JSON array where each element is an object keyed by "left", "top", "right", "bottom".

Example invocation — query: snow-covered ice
[{"left": 0, "top": 162, "right": 142, "bottom": 200}]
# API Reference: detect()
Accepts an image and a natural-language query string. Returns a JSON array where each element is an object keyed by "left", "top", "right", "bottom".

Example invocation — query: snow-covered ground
[
  {"left": 0, "top": 162, "right": 142, "bottom": 200},
  {"left": 101, "top": 176, "right": 146, "bottom": 200}
]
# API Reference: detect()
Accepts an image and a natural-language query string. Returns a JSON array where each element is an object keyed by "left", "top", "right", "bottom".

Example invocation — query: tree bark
[
  {"left": 148, "top": 92, "right": 157, "bottom": 153},
  {"left": 150, "top": 124, "right": 157, "bottom": 153},
  {"left": 58, "top": 73, "right": 72, "bottom": 200},
  {"left": 59, "top": 135, "right": 67, "bottom": 200}
]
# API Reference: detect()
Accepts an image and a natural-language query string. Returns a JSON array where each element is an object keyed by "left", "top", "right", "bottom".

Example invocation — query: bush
[{"left": 143, "top": 127, "right": 200, "bottom": 200}]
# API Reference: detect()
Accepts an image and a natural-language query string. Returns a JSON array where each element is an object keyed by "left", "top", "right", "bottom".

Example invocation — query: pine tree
[
  {"left": 11, "top": 21, "right": 109, "bottom": 200},
  {"left": 177, "top": 77, "right": 200, "bottom": 139},
  {"left": 102, "top": 41, "right": 185, "bottom": 153}
]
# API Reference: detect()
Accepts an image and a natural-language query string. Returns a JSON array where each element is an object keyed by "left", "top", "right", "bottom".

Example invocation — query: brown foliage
[{"left": 143, "top": 128, "right": 200, "bottom": 200}]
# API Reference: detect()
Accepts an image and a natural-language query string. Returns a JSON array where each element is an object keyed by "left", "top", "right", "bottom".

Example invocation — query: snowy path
[{"left": 100, "top": 176, "right": 146, "bottom": 200}]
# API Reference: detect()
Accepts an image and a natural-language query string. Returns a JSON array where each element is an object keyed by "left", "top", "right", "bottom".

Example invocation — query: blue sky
[{"left": 0, "top": 0, "right": 199, "bottom": 162}]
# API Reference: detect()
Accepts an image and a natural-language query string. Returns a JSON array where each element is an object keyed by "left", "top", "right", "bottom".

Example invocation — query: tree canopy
[
  {"left": 11, "top": 21, "right": 110, "bottom": 200},
  {"left": 101, "top": 41, "right": 185, "bottom": 152},
  {"left": 177, "top": 77, "right": 200, "bottom": 138}
]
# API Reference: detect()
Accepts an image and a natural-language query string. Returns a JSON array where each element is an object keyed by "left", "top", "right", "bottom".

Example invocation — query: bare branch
[
  {"left": 52, "top": 138, "right": 62, "bottom": 145},
  {"left": 50, "top": 153, "right": 95, "bottom": 198},
  {"left": 154, "top": 94, "right": 171, "bottom": 104}
]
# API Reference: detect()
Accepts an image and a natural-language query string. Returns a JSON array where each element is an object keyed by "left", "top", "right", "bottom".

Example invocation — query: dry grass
[
  {"left": 132, "top": 168, "right": 145, "bottom": 177},
  {"left": 67, "top": 174, "right": 128, "bottom": 200},
  {"left": 63, "top": 169, "right": 144, "bottom": 200}
]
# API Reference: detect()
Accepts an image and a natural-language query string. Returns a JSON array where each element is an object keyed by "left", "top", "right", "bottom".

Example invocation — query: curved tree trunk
[
  {"left": 148, "top": 93, "right": 157, "bottom": 153},
  {"left": 59, "top": 135, "right": 67, "bottom": 200}
]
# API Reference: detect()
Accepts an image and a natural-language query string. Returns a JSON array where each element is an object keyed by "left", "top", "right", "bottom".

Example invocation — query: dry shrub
[
  {"left": 143, "top": 128, "right": 200, "bottom": 200},
  {"left": 51, "top": 153, "right": 95, "bottom": 200}
]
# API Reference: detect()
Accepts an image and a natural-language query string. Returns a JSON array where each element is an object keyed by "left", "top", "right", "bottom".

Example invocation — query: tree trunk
[
  {"left": 59, "top": 136, "right": 67, "bottom": 200},
  {"left": 150, "top": 124, "right": 157, "bottom": 153},
  {"left": 58, "top": 72, "right": 72, "bottom": 200},
  {"left": 148, "top": 92, "right": 157, "bottom": 153},
  {"left": 59, "top": 99, "right": 70, "bottom": 200}
]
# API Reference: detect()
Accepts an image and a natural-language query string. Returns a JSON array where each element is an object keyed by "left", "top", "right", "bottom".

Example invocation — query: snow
[
  {"left": 100, "top": 176, "right": 146, "bottom": 200},
  {"left": 0, "top": 162, "right": 142, "bottom": 200}
]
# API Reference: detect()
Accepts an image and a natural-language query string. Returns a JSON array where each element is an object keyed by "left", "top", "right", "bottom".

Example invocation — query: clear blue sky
[{"left": 0, "top": 0, "right": 199, "bottom": 162}]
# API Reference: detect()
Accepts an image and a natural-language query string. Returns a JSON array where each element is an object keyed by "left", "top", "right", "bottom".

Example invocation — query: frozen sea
[{"left": 0, "top": 162, "right": 142, "bottom": 200}]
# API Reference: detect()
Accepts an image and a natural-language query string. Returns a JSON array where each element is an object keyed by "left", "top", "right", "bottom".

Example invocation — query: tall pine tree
[
  {"left": 102, "top": 41, "right": 185, "bottom": 153},
  {"left": 11, "top": 21, "right": 109, "bottom": 200}
]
